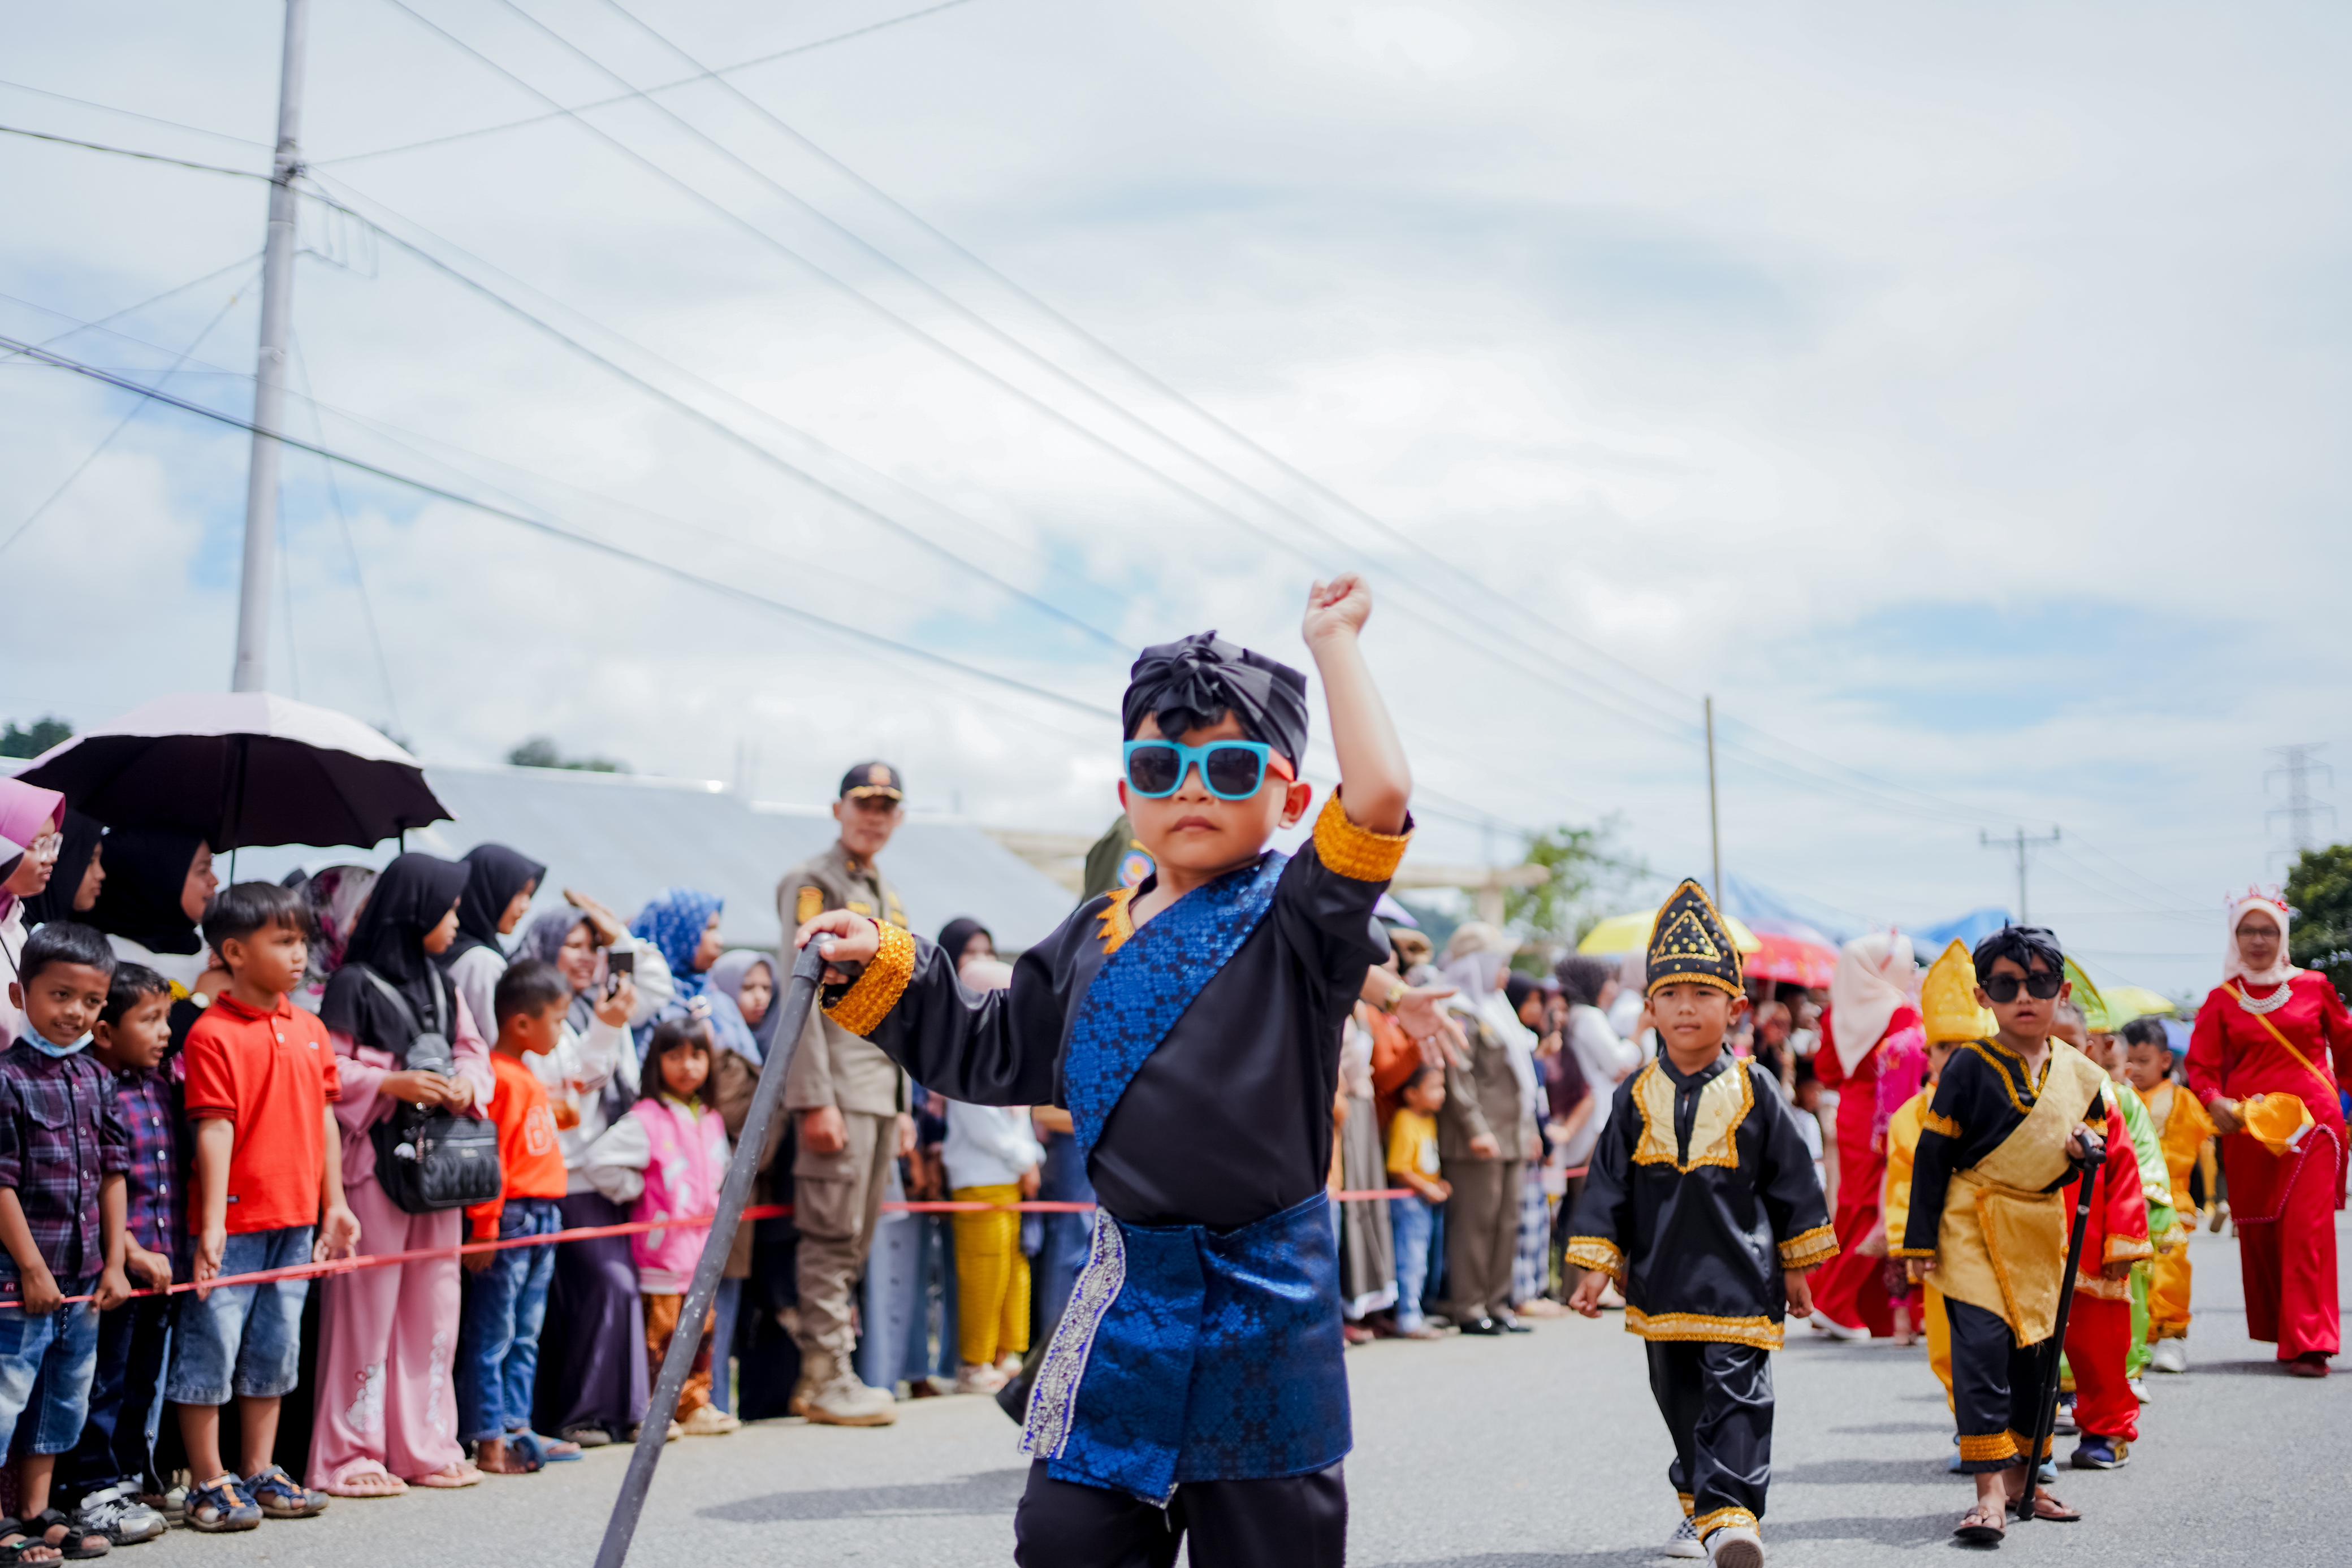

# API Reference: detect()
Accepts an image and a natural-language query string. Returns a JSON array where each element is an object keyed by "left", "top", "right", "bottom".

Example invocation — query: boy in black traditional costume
[
  {"left": 797, "top": 576, "right": 1411, "bottom": 1567},
  {"left": 1565, "top": 881, "right": 1835, "bottom": 1568},
  {"left": 1897, "top": 924, "right": 2120, "bottom": 1547}
]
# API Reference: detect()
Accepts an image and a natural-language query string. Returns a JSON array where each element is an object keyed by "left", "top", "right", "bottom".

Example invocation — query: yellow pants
[
  {"left": 2148, "top": 1240, "right": 2192, "bottom": 1339},
  {"left": 952, "top": 1184, "right": 1032, "bottom": 1368},
  {"left": 1924, "top": 1283, "right": 1953, "bottom": 1410}
]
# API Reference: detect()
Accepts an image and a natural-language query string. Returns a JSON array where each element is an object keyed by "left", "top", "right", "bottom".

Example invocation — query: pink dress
[{"left": 308, "top": 994, "right": 494, "bottom": 1491}]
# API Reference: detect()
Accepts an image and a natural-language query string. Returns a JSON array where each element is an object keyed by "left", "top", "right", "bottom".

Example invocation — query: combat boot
[
  {"left": 805, "top": 1370, "right": 898, "bottom": 1427},
  {"left": 788, "top": 1350, "right": 833, "bottom": 1419}
]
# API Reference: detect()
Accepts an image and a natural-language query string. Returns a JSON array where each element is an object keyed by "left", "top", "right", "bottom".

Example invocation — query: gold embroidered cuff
[
  {"left": 1312, "top": 792, "right": 1411, "bottom": 882},
  {"left": 1778, "top": 1224, "right": 1838, "bottom": 1269},
  {"left": 1623, "top": 1307, "right": 1784, "bottom": 1352},
  {"left": 1888, "top": 1246, "right": 1936, "bottom": 1261},
  {"left": 2007, "top": 1428, "right": 2053, "bottom": 1460},
  {"left": 1676, "top": 1492, "right": 1695, "bottom": 1519},
  {"left": 1920, "top": 1108, "right": 1962, "bottom": 1139},
  {"left": 1564, "top": 1236, "right": 1625, "bottom": 1278},
  {"left": 2103, "top": 1235, "right": 2155, "bottom": 1266},
  {"left": 823, "top": 920, "right": 916, "bottom": 1036},
  {"left": 1957, "top": 1432, "right": 2018, "bottom": 1463},
  {"left": 1692, "top": 1507, "right": 1758, "bottom": 1541}
]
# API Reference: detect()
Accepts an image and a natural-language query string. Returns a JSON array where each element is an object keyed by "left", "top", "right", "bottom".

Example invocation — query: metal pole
[
  {"left": 593, "top": 940, "right": 827, "bottom": 1568},
  {"left": 1704, "top": 695, "right": 1722, "bottom": 906},
  {"left": 2016, "top": 1130, "right": 2103, "bottom": 1524},
  {"left": 231, "top": 0, "right": 309, "bottom": 692},
  {"left": 1979, "top": 827, "right": 2059, "bottom": 926}
]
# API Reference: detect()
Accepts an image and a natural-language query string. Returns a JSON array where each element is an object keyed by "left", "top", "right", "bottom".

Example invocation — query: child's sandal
[
  {"left": 0, "top": 1520, "right": 64, "bottom": 1566},
  {"left": 28, "top": 1513, "right": 107, "bottom": 1561},
  {"left": 1953, "top": 1502, "right": 2005, "bottom": 1545},
  {"left": 243, "top": 1466, "right": 329, "bottom": 1519}
]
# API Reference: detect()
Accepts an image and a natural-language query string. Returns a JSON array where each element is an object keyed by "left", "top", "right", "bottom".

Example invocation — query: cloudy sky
[{"left": 6, "top": 1, "right": 2349, "bottom": 996}]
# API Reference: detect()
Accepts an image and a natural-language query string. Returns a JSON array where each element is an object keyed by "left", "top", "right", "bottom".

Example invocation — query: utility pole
[
  {"left": 1981, "top": 826, "right": 2061, "bottom": 925},
  {"left": 1704, "top": 695, "right": 1722, "bottom": 907},
  {"left": 231, "top": 0, "right": 309, "bottom": 692},
  {"left": 2265, "top": 743, "right": 2335, "bottom": 865}
]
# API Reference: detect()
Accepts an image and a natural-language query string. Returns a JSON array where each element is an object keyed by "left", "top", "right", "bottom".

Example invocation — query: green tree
[
  {"left": 507, "top": 736, "right": 629, "bottom": 774},
  {"left": 0, "top": 717, "right": 71, "bottom": 759},
  {"left": 2286, "top": 843, "right": 2352, "bottom": 999},
  {"left": 1504, "top": 820, "right": 1648, "bottom": 955}
]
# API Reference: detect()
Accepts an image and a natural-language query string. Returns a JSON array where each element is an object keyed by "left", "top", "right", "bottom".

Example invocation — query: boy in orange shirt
[
  {"left": 2121, "top": 1017, "right": 2216, "bottom": 1374},
  {"left": 456, "top": 961, "right": 573, "bottom": 1474},
  {"left": 171, "top": 883, "right": 358, "bottom": 1532}
]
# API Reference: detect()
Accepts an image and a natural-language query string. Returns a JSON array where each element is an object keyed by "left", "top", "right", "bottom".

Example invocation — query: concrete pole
[
  {"left": 231, "top": 0, "right": 309, "bottom": 692},
  {"left": 1705, "top": 695, "right": 1723, "bottom": 907}
]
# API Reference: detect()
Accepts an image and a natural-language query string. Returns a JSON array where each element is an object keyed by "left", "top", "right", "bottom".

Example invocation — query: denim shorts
[
  {"left": 0, "top": 1285, "right": 102, "bottom": 1456},
  {"left": 166, "top": 1225, "right": 314, "bottom": 1405}
]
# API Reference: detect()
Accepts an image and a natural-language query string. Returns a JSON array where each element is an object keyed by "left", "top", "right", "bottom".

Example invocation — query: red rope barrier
[{"left": 5, "top": 1190, "right": 1424, "bottom": 1309}]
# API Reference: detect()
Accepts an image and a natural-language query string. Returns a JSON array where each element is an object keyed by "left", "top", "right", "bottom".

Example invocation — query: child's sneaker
[
  {"left": 679, "top": 1404, "right": 741, "bottom": 1436},
  {"left": 243, "top": 1465, "right": 328, "bottom": 1519},
  {"left": 1705, "top": 1524, "right": 1764, "bottom": 1568},
  {"left": 71, "top": 1485, "right": 167, "bottom": 1545},
  {"left": 2052, "top": 1395, "right": 2078, "bottom": 1435},
  {"left": 2128, "top": 1375, "right": 2150, "bottom": 1404},
  {"left": 2070, "top": 1435, "right": 2129, "bottom": 1470},
  {"left": 181, "top": 1478, "right": 261, "bottom": 1534},
  {"left": 1663, "top": 1515, "right": 1704, "bottom": 1558},
  {"left": 2148, "top": 1338, "right": 2189, "bottom": 1374}
]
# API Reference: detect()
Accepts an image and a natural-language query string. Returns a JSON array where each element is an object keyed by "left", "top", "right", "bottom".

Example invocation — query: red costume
[
  {"left": 2063, "top": 1096, "right": 2152, "bottom": 1444},
  {"left": 2186, "top": 969, "right": 2351, "bottom": 1363},
  {"left": 1809, "top": 1003, "right": 1923, "bottom": 1339}
]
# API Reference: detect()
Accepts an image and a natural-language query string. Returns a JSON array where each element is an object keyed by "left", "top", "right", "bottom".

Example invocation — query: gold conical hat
[{"left": 1922, "top": 939, "right": 1996, "bottom": 1045}]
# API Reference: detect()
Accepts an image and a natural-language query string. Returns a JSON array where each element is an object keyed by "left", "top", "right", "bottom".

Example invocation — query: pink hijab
[
  {"left": 0, "top": 779, "right": 66, "bottom": 924},
  {"left": 1827, "top": 930, "right": 1917, "bottom": 1075},
  {"left": 2222, "top": 887, "right": 2296, "bottom": 988}
]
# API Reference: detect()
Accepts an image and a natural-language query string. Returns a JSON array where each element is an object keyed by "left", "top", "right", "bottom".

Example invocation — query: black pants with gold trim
[
  {"left": 1013, "top": 1461, "right": 1346, "bottom": 1568},
  {"left": 1644, "top": 1339, "right": 1771, "bottom": 1539},
  {"left": 1945, "top": 1296, "right": 2053, "bottom": 1472}
]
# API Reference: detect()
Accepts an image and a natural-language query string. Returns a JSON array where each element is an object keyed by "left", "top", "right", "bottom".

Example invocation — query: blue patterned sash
[{"left": 1063, "top": 852, "right": 1287, "bottom": 1166}]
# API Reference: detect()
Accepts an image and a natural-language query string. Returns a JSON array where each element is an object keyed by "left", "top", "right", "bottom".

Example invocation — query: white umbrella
[{"left": 18, "top": 692, "right": 452, "bottom": 850}]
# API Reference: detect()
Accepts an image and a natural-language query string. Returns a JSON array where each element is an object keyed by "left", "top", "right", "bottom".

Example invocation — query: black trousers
[
  {"left": 1013, "top": 1461, "right": 1346, "bottom": 1568},
  {"left": 1945, "top": 1296, "right": 2051, "bottom": 1472},
  {"left": 1644, "top": 1339, "right": 1771, "bottom": 1539},
  {"left": 63, "top": 1294, "right": 174, "bottom": 1501}
]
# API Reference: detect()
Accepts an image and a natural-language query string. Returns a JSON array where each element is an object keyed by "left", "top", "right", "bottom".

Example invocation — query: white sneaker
[
  {"left": 2150, "top": 1338, "right": 2189, "bottom": 1374},
  {"left": 1664, "top": 1517, "right": 1704, "bottom": 1560},
  {"left": 2128, "top": 1376, "right": 2150, "bottom": 1404},
  {"left": 953, "top": 1363, "right": 1008, "bottom": 1396},
  {"left": 1706, "top": 1524, "right": 1764, "bottom": 1568}
]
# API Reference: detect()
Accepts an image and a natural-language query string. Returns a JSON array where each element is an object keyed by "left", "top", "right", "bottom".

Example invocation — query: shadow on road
[
  {"left": 1778, "top": 1457, "right": 1948, "bottom": 1485},
  {"left": 701, "top": 1467, "right": 1028, "bottom": 1522}
]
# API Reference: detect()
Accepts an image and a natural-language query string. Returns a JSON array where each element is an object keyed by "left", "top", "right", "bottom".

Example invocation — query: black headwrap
[
  {"left": 320, "top": 852, "right": 468, "bottom": 1053},
  {"left": 1121, "top": 631, "right": 1311, "bottom": 768},
  {"left": 936, "top": 917, "right": 994, "bottom": 968},
  {"left": 86, "top": 828, "right": 206, "bottom": 958},
  {"left": 22, "top": 810, "right": 104, "bottom": 928},
  {"left": 439, "top": 843, "right": 547, "bottom": 972}
]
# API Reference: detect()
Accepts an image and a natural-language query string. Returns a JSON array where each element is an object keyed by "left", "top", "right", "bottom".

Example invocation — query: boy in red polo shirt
[
  {"left": 455, "top": 961, "right": 572, "bottom": 1474},
  {"left": 168, "top": 885, "right": 360, "bottom": 1533}
]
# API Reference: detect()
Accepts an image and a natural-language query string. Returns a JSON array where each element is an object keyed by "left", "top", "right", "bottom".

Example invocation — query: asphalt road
[{"left": 148, "top": 1215, "right": 2344, "bottom": 1566}]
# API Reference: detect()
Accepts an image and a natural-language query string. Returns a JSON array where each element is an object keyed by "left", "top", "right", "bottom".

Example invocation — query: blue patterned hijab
[{"left": 629, "top": 887, "right": 723, "bottom": 1000}]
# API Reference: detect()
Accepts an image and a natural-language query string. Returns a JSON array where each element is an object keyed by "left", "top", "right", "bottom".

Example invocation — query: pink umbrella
[{"left": 1743, "top": 919, "right": 1839, "bottom": 989}]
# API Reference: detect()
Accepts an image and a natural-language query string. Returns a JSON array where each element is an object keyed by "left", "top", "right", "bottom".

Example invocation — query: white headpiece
[{"left": 2222, "top": 887, "right": 2296, "bottom": 988}]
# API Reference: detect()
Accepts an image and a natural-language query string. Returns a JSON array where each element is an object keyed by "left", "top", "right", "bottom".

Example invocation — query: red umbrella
[{"left": 1744, "top": 922, "right": 1839, "bottom": 989}]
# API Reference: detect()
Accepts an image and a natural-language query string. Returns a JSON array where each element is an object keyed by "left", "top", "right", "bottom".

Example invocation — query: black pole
[
  {"left": 591, "top": 939, "right": 827, "bottom": 1568},
  {"left": 2014, "top": 1131, "right": 2104, "bottom": 1524}
]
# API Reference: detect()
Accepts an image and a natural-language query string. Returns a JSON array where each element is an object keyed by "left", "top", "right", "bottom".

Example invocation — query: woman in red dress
[
  {"left": 2186, "top": 889, "right": 2352, "bottom": 1375},
  {"left": 1808, "top": 932, "right": 1922, "bottom": 1341}
]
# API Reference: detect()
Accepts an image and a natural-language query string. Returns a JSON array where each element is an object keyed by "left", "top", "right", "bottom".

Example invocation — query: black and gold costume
[{"left": 1563, "top": 880, "right": 1835, "bottom": 1545}]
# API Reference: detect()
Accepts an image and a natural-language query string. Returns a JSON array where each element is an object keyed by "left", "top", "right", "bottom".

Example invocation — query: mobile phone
[{"left": 608, "top": 950, "right": 635, "bottom": 978}]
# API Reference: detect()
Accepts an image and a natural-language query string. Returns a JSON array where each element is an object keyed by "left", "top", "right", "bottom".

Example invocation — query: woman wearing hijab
[
  {"left": 0, "top": 779, "right": 66, "bottom": 1046},
  {"left": 1337, "top": 993, "right": 1399, "bottom": 1333},
  {"left": 438, "top": 844, "right": 547, "bottom": 1050},
  {"left": 935, "top": 918, "right": 995, "bottom": 971},
  {"left": 311, "top": 854, "right": 492, "bottom": 1496},
  {"left": 514, "top": 909, "right": 655, "bottom": 1446},
  {"left": 1808, "top": 932, "right": 1922, "bottom": 1342},
  {"left": 293, "top": 865, "right": 380, "bottom": 1013},
  {"left": 703, "top": 947, "right": 790, "bottom": 1418},
  {"left": 1437, "top": 922, "right": 1541, "bottom": 1336},
  {"left": 2186, "top": 889, "right": 2352, "bottom": 1375},
  {"left": 20, "top": 809, "right": 103, "bottom": 928},
  {"left": 86, "top": 830, "right": 217, "bottom": 991}
]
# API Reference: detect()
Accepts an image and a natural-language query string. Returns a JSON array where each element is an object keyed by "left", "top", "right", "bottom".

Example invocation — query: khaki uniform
[
  {"left": 777, "top": 843, "right": 910, "bottom": 1370},
  {"left": 1438, "top": 1011, "right": 1535, "bottom": 1322}
]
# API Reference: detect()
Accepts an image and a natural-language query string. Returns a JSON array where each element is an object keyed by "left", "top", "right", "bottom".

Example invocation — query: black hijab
[
  {"left": 320, "top": 852, "right": 468, "bottom": 1052},
  {"left": 936, "top": 917, "right": 994, "bottom": 970},
  {"left": 1121, "top": 630, "right": 1310, "bottom": 767},
  {"left": 439, "top": 843, "right": 546, "bottom": 972},
  {"left": 22, "top": 811, "right": 103, "bottom": 928},
  {"left": 86, "top": 828, "right": 205, "bottom": 956}
]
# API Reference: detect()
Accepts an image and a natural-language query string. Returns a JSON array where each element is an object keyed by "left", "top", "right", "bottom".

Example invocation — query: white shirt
[
  {"left": 1562, "top": 1004, "right": 1645, "bottom": 1167},
  {"left": 944, "top": 1100, "right": 1044, "bottom": 1192}
]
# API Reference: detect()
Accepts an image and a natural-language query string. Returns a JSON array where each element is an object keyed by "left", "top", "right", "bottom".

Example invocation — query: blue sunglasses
[{"left": 1121, "top": 739, "right": 1294, "bottom": 801}]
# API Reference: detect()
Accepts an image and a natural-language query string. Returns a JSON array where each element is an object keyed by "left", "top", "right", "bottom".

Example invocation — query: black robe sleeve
[
  {"left": 1562, "top": 1077, "right": 1640, "bottom": 1279},
  {"left": 844, "top": 913, "right": 1088, "bottom": 1108}
]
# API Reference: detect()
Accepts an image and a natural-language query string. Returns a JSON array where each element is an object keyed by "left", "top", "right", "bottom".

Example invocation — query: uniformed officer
[{"left": 776, "top": 761, "right": 915, "bottom": 1427}]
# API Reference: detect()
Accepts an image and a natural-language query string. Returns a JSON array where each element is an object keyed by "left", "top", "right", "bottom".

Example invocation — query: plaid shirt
[
  {"left": 0, "top": 1042, "right": 132, "bottom": 1286},
  {"left": 111, "top": 1063, "right": 187, "bottom": 1272}
]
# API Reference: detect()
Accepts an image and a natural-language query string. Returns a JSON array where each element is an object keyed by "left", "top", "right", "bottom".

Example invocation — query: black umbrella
[{"left": 19, "top": 692, "right": 451, "bottom": 851}]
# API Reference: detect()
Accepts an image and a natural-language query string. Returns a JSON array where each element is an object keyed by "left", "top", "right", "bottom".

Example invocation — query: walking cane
[
  {"left": 592, "top": 940, "right": 829, "bottom": 1568},
  {"left": 2013, "top": 1127, "right": 2105, "bottom": 1527}
]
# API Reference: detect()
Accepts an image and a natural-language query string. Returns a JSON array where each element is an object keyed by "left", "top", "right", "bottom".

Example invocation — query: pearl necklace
[{"left": 2234, "top": 976, "right": 2297, "bottom": 1016}]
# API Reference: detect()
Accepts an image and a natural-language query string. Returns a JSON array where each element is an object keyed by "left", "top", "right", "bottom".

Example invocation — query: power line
[
  {"left": 2265, "top": 743, "right": 2334, "bottom": 864},
  {"left": 0, "top": 253, "right": 261, "bottom": 370},
  {"left": 0, "top": 121, "right": 263, "bottom": 181},
  {"left": 1, "top": 331, "right": 1121, "bottom": 725},
  {"left": 0, "top": 79, "right": 269, "bottom": 150},
  {"left": 289, "top": 332, "right": 405, "bottom": 738},
  {"left": 317, "top": 0, "right": 986, "bottom": 166}
]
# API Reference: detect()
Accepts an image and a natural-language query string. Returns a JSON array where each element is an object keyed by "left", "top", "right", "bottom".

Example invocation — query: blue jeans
[
  {"left": 166, "top": 1225, "right": 312, "bottom": 1404},
  {"left": 710, "top": 1277, "right": 742, "bottom": 1414},
  {"left": 455, "top": 1199, "right": 561, "bottom": 1443},
  {"left": 66, "top": 1293, "right": 174, "bottom": 1498},
  {"left": 1033, "top": 1130, "right": 1096, "bottom": 1333},
  {"left": 0, "top": 1285, "right": 101, "bottom": 1457},
  {"left": 1390, "top": 1196, "right": 1441, "bottom": 1332}
]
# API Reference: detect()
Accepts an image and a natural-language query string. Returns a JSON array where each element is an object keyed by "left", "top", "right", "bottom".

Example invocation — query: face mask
[{"left": 27, "top": 1028, "right": 92, "bottom": 1060}]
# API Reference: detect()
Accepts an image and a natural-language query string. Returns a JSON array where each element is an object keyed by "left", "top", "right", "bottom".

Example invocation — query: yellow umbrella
[
  {"left": 1578, "top": 906, "right": 1762, "bottom": 956},
  {"left": 2100, "top": 985, "right": 2178, "bottom": 1025}
]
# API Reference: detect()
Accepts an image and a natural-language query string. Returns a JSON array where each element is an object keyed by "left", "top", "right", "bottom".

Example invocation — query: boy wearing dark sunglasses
[
  {"left": 1898, "top": 926, "right": 2142, "bottom": 1547},
  {"left": 795, "top": 575, "right": 1411, "bottom": 1568}
]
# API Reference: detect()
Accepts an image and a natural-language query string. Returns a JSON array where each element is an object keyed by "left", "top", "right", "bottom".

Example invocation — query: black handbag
[{"left": 356, "top": 967, "right": 503, "bottom": 1214}]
